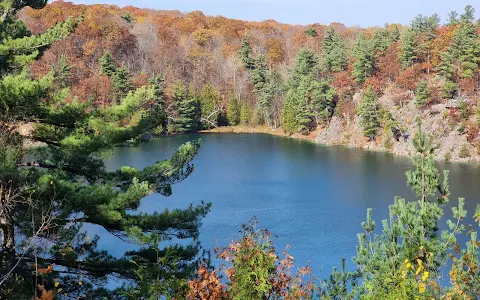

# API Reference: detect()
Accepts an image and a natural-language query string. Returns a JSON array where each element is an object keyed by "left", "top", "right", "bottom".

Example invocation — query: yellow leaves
[
  {"left": 402, "top": 269, "right": 407, "bottom": 279},
  {"left": 415, "top": 259, "right": 424, "bottom": 275},
  {"left": 50, "top": 180, "right": 54, "bottom": 185},
  {"left": 422, "top": 271, "right": 429, "bottom": 282},
  {"left": 418, "top": 282, "right": 426, "bottom": 294},
  {"left": 405, "top": 259, "right": 413, "bottom": 270},
  {"left": 82, "top": 40, "right": 97, "bottom": 57},
  {"left": 54, "top": 281, "right": 60, "bottom": 288}
]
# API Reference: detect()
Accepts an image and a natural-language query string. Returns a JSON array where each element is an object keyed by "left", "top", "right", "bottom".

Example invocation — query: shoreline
[
  {"left": 201, "top": 126, "right": 479, "bottom": 164},
  {"left": 200, "top": 125, "right": 318, "bottom": 142}
]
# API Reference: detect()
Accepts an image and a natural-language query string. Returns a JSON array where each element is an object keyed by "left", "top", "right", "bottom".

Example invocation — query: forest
[{"left": 0, "top": 0, "right": 480, "bottom": 299}]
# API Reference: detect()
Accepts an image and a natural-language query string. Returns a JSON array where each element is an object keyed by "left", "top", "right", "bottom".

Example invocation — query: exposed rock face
[{"left": 316, "top": 90, "right": 479, "bottom": 162}]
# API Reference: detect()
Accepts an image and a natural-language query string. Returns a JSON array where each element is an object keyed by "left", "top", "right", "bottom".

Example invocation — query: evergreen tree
[
  {"left": 99, "top": 51, "right": 116, "bottom": 76},
  {"left": 435, "top": 51, "right": 458, "bottom": 99},
  {"left": 358, "top": 86, "right": 380, "bottom": 139},
  {"left": 0, "top": 3, "right": 210, "bottom": 298},
  {"left": 149, "top": 75, "right": 167, "bottom": 133},
  {"left": 169, "top": 81, "right": 201, "bottom": 133},
  {"left": 198, "top": 83, "right": 219, "bottom": 129},
  {"left": 410, "top": 14, "right": 440, "bottom": 72},
  {"left": 398, "top": 29, "right": 419, "bottom": 69},
  {"left": 304, "top": 27, "right": 318, "bottom": 37},
  {"left": 250, "top": 56, "right": 274, "bottom": 126},
  {"left": 283, "top": 49, "right": 322, "bottom": 134},
  {"left": 352, "top": 34, "right": 376, "bottom": 85},
  {"left": 240, "top": 102, "right": 252, "bottom": 125},
  {"left": 239, "top": 36, "right": 255, "bottom": 70},
  {"left": 310, "top": 79, "right": 336, "bottom": 124},
  {"left": 447, "top": 10, "right": 459, "bottom": 26},
  {"left": 112, "top": 64, "right": 133, "bottom": 104},
  {"left": 149, "top": 74, "right": 166, "bottom": 108},
  {"left": 353, "top": 123, "right": 466, "bottom": 299},
  {"left": 239, "top": 38, "right": 275, "bottom": 126},
  {"left": 450, "top": 9, "right": 480, "bottom": 78},
  {"left": 323, "top": 28, "right": 348, "bottom": 72},
  {"left": 55, "top": 54, "right": 72, "bottom": 88},
  {"left": 226, "top": 93, "right": 241, "bottom": 126},
  {"left": 414, "top": 80, "right": 431, "bottom": 107}
]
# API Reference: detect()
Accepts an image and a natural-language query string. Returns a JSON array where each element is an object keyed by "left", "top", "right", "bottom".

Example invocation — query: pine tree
[
  {"left": 323, "top": 28, "right": 347, "bottom": 72},
  {"left": 239, "top": 38, "right": 274, "bottom": 126},
  {"left": 226, "top": 93, "right": 241, "bottom": 125},
  {"left": 99, "top": 51, "right": 116, "bottom": 76},
  {"left": 450, "top": 12, "right": 480, "bottom": 78},
  {"left": 283, "top": 49, "right": 318, "bottom": 134},
  {"left": 240, "top": 102, "right": 252, "bottom": 125},
  {"left": 112, "top": 64, "right": 133, "bottom": 104},
  {"left": 149, "top": 74, "right": 166, "bottom": 107},
  {"left": 358, "top": 86, "right": 380, "bottom": 139},
  {"left": 310, "top": 79, "right": 336, "bottom": 124},
  {"left": 304, "top": 27, "right": 318, "bottom": 37},
  {"left": 55, "top": 54, "right": 72, "bottom": 88},
  {"left": 410, "top": 14, "right": 440, "bottom": 72},
  {"left": 353, "top": 123, "right": 467, "bottom": 299},
  {"left": 352, "top": 34, "right": 376, "bottom": 85},
  {"left": 169, "top": 81, "right": 201, "bottom": 133},
  {"left": 414, "top": 80, "right": 431, "bottom": 107},
  {"left": 398, "top": 29, "right": 419, "bottom": 69},
  {"left": 250, "top": 56, "right": 274, "bottom": 126},
  {"left": 0, "top": 3, "right": 209, "bottom": 298},
  {"left": 239, "top": 36, "right": 255, "bottom": 70}
]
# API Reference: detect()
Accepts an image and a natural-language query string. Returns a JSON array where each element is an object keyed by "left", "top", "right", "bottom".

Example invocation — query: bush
[{"left": 459, "top": 143, "right": 470, "bottom": 158}]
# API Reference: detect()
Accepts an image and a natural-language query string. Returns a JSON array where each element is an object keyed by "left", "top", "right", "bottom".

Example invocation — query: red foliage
[
  {"left": 332, "top": 70, "right": 356, "bottom": 99},
  {"left": 396, "top": 65, "right": 424, "bottom": 91},
  {"left": 71, "top": 74, "right": 112, "bottom": 107}
]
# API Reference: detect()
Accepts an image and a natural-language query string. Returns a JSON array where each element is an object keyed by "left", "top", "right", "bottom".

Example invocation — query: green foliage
[
  {"left": 459, "top": 143, "right": 470, "bottom": 158},
  {"left": 240, "top": 102, "right": 252, "bottom": 125},
  {"left": 121, "top": 12, "right": 134, "bottom": 23},
  {"left": 458, "top": 98, "right": 469, "bottom": 120},
  {"left": 414, "top": 80, "right": 431, "bottom": 107},
  {"left": 239, "top": 36, "right": 255, "bottom": 70},
  {"left": 351, "top": 123, "right": 470, "bottom": 299},
  {"left": 358, "top": 86, "right": 380, "bottom": 139},
  {"left": 226, "top": 93, "right": 241, "bottom": 125},
  {"left": 0, "top": 4, "right": 210, "bottom": 298},
  {"left": 304, "top": 27, "right": 318, "bottom": 37},
  {"left": 323, "top": 28, "right": 347, "bottom": 72},
  {"left": 450, "top": 7, "right": 480, "bottom": 78},
  {"left": 283, "top": 49, "right": 336, "bottom": 134},
  {"left": 99, "top": 51, "right": 116, "bottom": 76},
  {"left": 228, "top": 220, "right": 277, "bottom": 299},
  {"left": 198, "top": 83, "right": 219, "bottom": 129},
  {"left": 112, "top": 64, "right": 133, "bottom": 104},
  {"left": 169, "top": 81, "right": 201, "bottom": 133},
  {"left": 352, "top": 34, "right": 376, "bottom": 84},
  {"left": 55, "top": 54, "right": 72, "bottom": 88},
  {"left": 398, "top": 29, "right": 419, "bottom": 69},
  {"left": 442, "top": 80, "right": 458, "bottom": 99}
]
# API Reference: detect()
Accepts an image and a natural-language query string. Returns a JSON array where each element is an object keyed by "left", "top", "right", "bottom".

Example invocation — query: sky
[{"left": 69, "top": 0, "right": 478, "bottom": 27}]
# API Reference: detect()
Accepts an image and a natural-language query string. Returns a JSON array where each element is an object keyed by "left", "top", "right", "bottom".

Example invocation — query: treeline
[{"left": 21, "top": 3, "right": 480, "bottom": 138}]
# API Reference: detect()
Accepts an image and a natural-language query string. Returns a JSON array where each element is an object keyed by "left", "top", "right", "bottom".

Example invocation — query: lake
[{"left": 101, "top": 133, "right": 480, "bottom": 281}]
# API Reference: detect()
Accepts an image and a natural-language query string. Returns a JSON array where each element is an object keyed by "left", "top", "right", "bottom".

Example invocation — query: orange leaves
[
  {"left": 186, "top": 264, "right": 229, "bottom": 300},
  {"left": 34, "top": 264, "right": 55, "bottom": 275},
  {"left": 34, "top": 285, "right": 54, "bottom": 300},
  {"left": 264, "top": 38, "right": 286, "bottom": 67}
]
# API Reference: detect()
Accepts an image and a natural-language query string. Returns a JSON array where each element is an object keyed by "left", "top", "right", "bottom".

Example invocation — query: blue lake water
[{"left": 99, "top": 133, "right": 480, "bottom": 281}]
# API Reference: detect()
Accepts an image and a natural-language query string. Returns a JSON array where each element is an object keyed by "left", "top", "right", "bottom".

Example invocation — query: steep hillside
[{"left": 20, "top": 2, "right": 480, "bottom": 161}]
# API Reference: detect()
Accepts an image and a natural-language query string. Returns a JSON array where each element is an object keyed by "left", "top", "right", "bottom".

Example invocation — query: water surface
[{"left": 101, "top": 133, "right": 480, "bottom": 279}]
